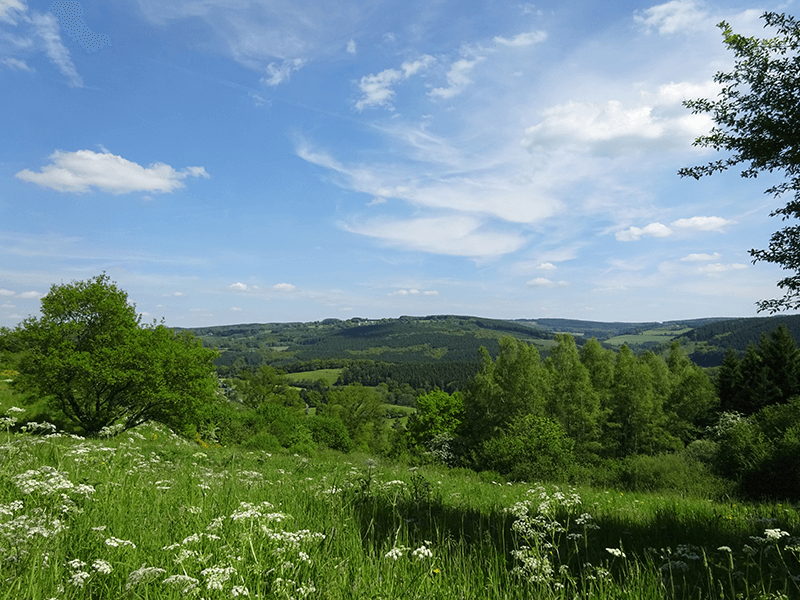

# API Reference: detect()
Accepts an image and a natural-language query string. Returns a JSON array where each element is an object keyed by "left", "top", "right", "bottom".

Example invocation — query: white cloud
[
  {"left": 296, "top": 142, "right": 561, "bottom": 224},
  {"left": 31, "top": 11, "right": 82, "bottom": 88},
  {"left": 388, "top": 288, "right": 438, "bottom": 297},
  {"left": 522, "top": 81, "right": 717, "bottom": 156},
  {"left": 671, "top": 216, "right": 735, "bottom": 232},
  {"left": 15, "top": 149, "right": 210, "bottom": 194},
  {"left": 699, "top": 263, "right": 747, "bottom": 274},
  {"left": 635, "top": 0, "right": 708, "bottom": 35},
  {"left": 1, "top": 302, "right": 14, "bottom": 308},
  {"left": 17, "top": 291, "right": 42, "bottom": 299},
  {"left": 341, "top": 215, "right": 526, "bottom": 258},
  {"left": 261, "top": 58, "right": 305, "bottom": 86},
  {"left": 2, "top": 57, "right": 33, "bottom": 71},
  {"left": 162, "top": 291, "right": 185, "bottom": 297},
  {"left": 493, "top": 30, "right": 547, "bottom": 47},
  {"left": 527, "top": 277, "right": 568, "bottom": 288},
  {"left": 429, "top": 57, "right": 485, "bottom": 100},
  {"left": 0, "top": 0, "right": 27, "bottom": 25},
  {"left": 272, "top": 283, "right": 296, "bottom": 291},
  {"left": 680, "top": 252, "right": 722, "bottom": 261},
  {"left": 616, "top": 222, "right": 672, "bottom": 241},
  {"left": 537, "top": 262, "right": 557, "bottom": 270},
  {"left": 231, "top": 306, "right": 242, "bottom": 311},
  {"left": 346, "top": 39, "right": 356, "bottom": 54},
  {"left": 0, "top": 289, "right": 14, "bottom": 296},
  {"left": 229, "top": 282, "right": 248, "bottom": 291},
  {"left": 355, "top": 55, "right": 435, "bottom": 110}
]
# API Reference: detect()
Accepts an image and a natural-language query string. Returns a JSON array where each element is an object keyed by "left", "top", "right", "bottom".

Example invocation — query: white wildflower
[
  {"left": 163, "top": 574, "right": 200, "bottom": 593},
  {"left": 92, "top": 559, "right": 112, "bottom": 574},
  {"left": 126, "top": 564, "right": 166, "bottom": 590},
  {"left": 385, "top": 547, "right": 405, "bottom": 561},
  {"left": 606, "top": 547, "right": 626, "bottom": 558},
  {"left": 765, "top": 528, "right": 790, "bottom": 542}
]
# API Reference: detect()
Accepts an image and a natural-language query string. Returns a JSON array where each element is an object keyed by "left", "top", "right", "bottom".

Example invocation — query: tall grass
[{"left": 2, "top": 397, "right": 800, "bottom": 599}]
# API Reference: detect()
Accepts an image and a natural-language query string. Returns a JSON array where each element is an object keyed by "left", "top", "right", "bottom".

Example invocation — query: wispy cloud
[
  {"left": 272, "top": 283, "right": 296, "bottom": 292},
  {"left": 527, "top": 277, "right": 568, "bottom": 288},
  {"left": 261, "top": 58, "right": 305, "bottom": 86},
  {"left": 1, "top": 57, "right": 34, "bottom": 71},
  {"left": 634, "top": 0, "right": 709, "bottom": 35},
  {"left": 0, "top": 0, "right": 27, "bottom": 25},
  {"left": 340, "top": 215, "right": 526, "bottom": 259},
  {"left": 16, "top": 149, "right": 210, "bottom": 194},
  {"left": 681, "top": 252, "right": 722, "bottom": 261},
  {"left": 429, "top": 56, "right": 485, "bottom": 100},
  {"left": 31, "top": 11, "right": 82, "bottom": 88},
  {"left": 355, "top": 55, "right": 435, "bottom": 110},
  {"left": 493, "top": 30, "right": 547, "bottom": 47}
]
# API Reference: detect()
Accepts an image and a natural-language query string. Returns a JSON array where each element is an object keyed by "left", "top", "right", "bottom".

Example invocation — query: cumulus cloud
[
  {"left": 261, "top": 58, "right": 305, "bottom": 86},
  {"left": 162, "top": 291, "right": 185, "bottom": 297},
  {"left": 681, "top": 252, "right": 722, "bottom": 261},
  {"left": 537, "top": 262, "right": 557, "bottom": 270},
  {"left": 346, "top": 39, "right": 356, "bottom": 54},
  {"left": 231, "top": 306, "right": 242, "bottom": 311},
  {"left": 634, "top": 0, "right": 708, "bottom": 35},
  {"left": 527, "top": 277, "right": 568, "bottom": 288},
  {"left": 229, "top": 282, "right": 248, "bottom": 291},
  {"left": 355, "top": 55, "right": 435, "bottom": 110},
  {"left": 15, "top": 149, "right": 210, "bottom": 194},
  {"left": 429, "top": 57, "right": 485, "bottom": 100},
  {"left": 493, "top": 30, "right": 547, "bottom": 47},
  {"left": 31, "top": 11, "right": 82, "bottom": 88},
  {"left": 522, "top": 81, "right": 717, "bottom": 156},
  {"left": 671, "top": 216, "right": 735, "bottom": 232},
  {"left": 0, "top": 289, "right": 14, "bottom": 296},
  {"left": 2, "top": 57, "right": 34, "bottom": 71},
  {"left": 341, "top": 215, "right": 526, "bottom": 258},
  {"left": 272, "top": 283, "right": 296, "bottom": 291},
  {"left": 616, "top": 222, "right": 672, "bottom": 241},
  {"left": 17, "top": 291, "right": 42, "bottom": 299}
]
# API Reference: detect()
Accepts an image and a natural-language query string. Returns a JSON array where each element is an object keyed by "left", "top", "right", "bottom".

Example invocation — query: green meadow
[
  {"left": 3, "top": 396, "right": 800, "bottom": 599},
  {"left": 284, "top": 370, "right": 344, "bottom": 387}
]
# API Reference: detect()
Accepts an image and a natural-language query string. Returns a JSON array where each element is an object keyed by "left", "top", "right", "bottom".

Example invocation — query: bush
[
  {"left": 306, "top": 415, "right": 354, "bottom": 452},
  {"left": 617, "top": 453, "right": 730, "bottom": 497},
  {"left": 479, "top": 414, "right": 574, "bottom": 482}
]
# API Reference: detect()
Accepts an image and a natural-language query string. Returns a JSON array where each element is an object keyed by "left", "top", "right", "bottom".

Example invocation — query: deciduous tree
[
  {"left": 12, "top": 274, "right": 219, "bottom": 435},
  {"left": 679, "top": 12, "right": 800, "bottom": 312}
]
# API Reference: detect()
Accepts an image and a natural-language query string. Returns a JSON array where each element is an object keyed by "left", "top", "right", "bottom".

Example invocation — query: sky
[{"left": 1, "top": 0, "right": 798, "bottom": 328}]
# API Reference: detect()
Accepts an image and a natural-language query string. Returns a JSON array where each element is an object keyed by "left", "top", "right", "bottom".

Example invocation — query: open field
[
  {"left": 2, "top": 399, "right": 800, "bottom": 599},
  {"left": 284, "top": 369, "right": 343, "bottom": 386},
  {"left": 603, "top": 328, "right": 693, "bottom": 347}
]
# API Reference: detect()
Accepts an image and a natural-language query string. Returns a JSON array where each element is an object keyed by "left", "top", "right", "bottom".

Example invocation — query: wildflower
[
  {"left": 69, "top": 570, "right": 91, "bottom": 587},
  {"left": 163, "top": 574, "right": 200, "bottom": 593},
  {"left": 92, "top": 559, "right": 113, "bottom": 574},
  {"left": 201, "top": 565, "right": 236, "bottom": 590},
  {"left": 413, "top": 544, "right": 433, "bottom": 560},
  {"left": 717, "top": 546, "right": 732, "bottom": 553},
  {"left": 105, "top": 537, "right": 136, "bottom": 548},
  {"left": 126, "top": 564, "right": 166, "bottom": 590},
  {"left": 385, "top": 547, "right": 405, "bottom": 561},
  {"left": 606, "top": 547, "right": 626, "bottom": 558},
  {"left": 765, "top": 528, "right": 790, "bottom": 542},
  {"left": 232, "top": 585, "right": 250, "bottom": 597}
]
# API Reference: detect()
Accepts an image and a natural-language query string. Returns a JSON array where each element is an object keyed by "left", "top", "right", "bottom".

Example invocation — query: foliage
[
  {"left": 679, "top": 12, "right": 800, "bottom": 312},
  {"left": 236, "top": 364, "right": 304, "bottom": 412},
  {"left": 9, "top": 274, "right": 219, "bottom": 436},
  {"left": 405, "top": 389, "right": 463, "bottom": 451},
  {"left": 480, "top": 413, "right": 575, "bottom": 482},
  {"left": 318, "top": 384, "right": 386, "bottom": 453}
]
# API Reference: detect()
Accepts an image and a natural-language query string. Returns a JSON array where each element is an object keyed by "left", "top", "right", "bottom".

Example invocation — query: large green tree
[
  {"left": 11, "top": 274, "right": 219, "bottom": 435},
  {"left": 679, "top": 12, "right": 800, "bottom": 312}
]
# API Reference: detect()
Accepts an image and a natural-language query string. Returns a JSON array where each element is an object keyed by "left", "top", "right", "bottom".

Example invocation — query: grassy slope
[{"left": 2, "top": 390, "right": 800, "bottom": 599}]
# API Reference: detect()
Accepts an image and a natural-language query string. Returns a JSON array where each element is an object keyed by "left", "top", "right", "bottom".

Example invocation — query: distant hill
[{"left": 177, "top": 313, "right": 800, "bottom": 380}]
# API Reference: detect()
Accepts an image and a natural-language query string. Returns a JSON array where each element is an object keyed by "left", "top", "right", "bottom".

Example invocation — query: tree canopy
[
  {"left": 679, "top": 12, "right": 800, "bottom": 312},
  {"left": 9, "top": 274, "right": 219, "bottom": 435}
]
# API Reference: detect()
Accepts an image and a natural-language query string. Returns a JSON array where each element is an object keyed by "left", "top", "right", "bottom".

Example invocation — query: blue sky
[{"left": 1, "top": 0, "right": 797, "bottom": 328}]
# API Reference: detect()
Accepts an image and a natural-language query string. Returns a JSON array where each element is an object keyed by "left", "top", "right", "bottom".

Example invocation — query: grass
[
  {"left": 284, "top": 369, "right": 343, "bottom": 387},
  {"left": 2, "top": 395, "right": 800, "bottom": 599},
  {"left": 604, "top": 328, "right": 692, "bottom": 347}
]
